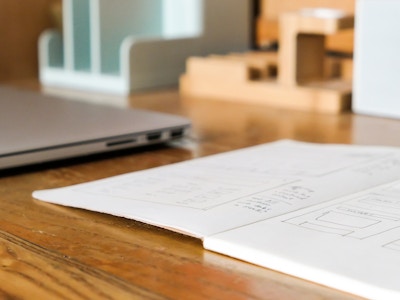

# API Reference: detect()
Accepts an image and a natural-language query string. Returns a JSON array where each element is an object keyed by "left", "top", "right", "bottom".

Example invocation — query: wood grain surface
[{"left": 3, "top": 81, "right": 400, "bottom": 299}]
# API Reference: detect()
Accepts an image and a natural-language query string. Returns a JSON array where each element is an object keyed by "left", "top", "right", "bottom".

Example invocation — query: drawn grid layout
[
  {"left": 284, "top": 182, "right": 400, "bottom": 251},
  {"left": 74, "top": 141, "right": 390, "bottom": 210}
]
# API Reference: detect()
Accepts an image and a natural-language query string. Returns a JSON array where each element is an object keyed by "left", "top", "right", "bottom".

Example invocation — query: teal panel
[{"left": 72, "top": 0, "right": 91, "bottom": 71}]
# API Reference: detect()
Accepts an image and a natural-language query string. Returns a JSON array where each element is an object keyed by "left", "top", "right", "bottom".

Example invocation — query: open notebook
[{"left": 33, "top": 140, "right": 400, "bottom": 299}]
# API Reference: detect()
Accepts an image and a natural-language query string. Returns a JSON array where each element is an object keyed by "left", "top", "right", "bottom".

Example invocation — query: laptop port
[
  {"left": 171, "top": 128, "right": 184, "bottom": 138},
  {"left": 107, "top": 138, "right": 136, "bottom": 147},
  {"left": 147, "top": 132, "right": 162, "bottom": 141}
]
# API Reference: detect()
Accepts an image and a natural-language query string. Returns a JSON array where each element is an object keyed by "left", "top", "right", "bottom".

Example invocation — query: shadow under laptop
[{"left": 0, "top": 142, "right": 192, "bottom": 178}]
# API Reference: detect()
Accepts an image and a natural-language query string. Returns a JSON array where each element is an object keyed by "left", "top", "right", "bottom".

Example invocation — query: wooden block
[
  {"left": 179, "top": 52, "right": 352, "bottom": 114},
  {"left": 340, "top": 57, "right": 353, "bottom": 81},
  {"left": 220, "top": 52, "right": 278, "bottom": 78},
  {"left": 255, "top": 18, "right": 279, "bottom": 47},
  {"left": 325, "top": 56, "right": 353, "bottom": 80},
  {"left": 179, "top": 5, "right": 356, "bottom": 114},
  {"left": 293, "top": 11, "right": 354, "bottom": 34},
  {"left": 180, "top": 74, "right": 351, "bottom": 114},
  {"left": 256, "top": 0, "right": 355, "bottom": 53},
  {"left": 278, "top": 10, "right": 354, "bottom": 87},
  {"left": 259, "top": 0, "right": 355, "bottom": 20},
  {"left": 325, "top": 29, "right": 354, "bottom": 53},
  {"left": 188, "top": 52, "right": 279, "bottom": 82},
  {"left": 256, "top": 18, "right": 354, "bottom": 53},
  {"left": 186, "top": 57, "right": 252, "bottom": 82},
  {"left": 179, "top": 47, "right": 352, "bottom": 114},
  {"left": 225, "top": 51, "right": 278, "bottom": 66}
]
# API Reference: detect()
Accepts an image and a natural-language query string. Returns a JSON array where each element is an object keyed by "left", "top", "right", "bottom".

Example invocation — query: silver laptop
[{"left": 0, "top": 85, "right": 191, "bottom": 170}]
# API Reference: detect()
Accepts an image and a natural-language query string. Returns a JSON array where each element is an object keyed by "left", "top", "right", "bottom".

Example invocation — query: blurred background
[{"left": 0, "top": 0, "right": 354, "bottom": 82}]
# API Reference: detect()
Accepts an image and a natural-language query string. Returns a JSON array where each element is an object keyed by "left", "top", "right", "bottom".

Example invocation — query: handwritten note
[{"left": 33, "top": 140, "right": 400, "bottom": 237}]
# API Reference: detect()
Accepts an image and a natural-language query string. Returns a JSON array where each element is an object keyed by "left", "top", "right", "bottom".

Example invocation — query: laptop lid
[{"left": 0, "top": 86, "right": 191, "bottom": 170}]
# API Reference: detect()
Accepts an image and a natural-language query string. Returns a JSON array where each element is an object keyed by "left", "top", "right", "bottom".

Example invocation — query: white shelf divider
[{"left": 39, "top": 0, "right": 252, "bottom": 95}]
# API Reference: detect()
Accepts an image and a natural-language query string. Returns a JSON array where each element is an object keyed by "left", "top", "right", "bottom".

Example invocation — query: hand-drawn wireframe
[{"left": 284, "top": 183, "right": 400, "bottom": 246}]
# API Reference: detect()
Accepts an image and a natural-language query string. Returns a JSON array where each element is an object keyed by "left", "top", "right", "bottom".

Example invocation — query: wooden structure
[
  {"left": 256, "top": 0, "right": 355, "bottom": 53},
  {"left": 180, "top": 9, "right": 354, "bottom": 114}
]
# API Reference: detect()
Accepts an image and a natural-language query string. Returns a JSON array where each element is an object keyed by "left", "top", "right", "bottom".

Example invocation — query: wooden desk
[{"left": 2, "top": 82, "right": 400, "bottom": 299}]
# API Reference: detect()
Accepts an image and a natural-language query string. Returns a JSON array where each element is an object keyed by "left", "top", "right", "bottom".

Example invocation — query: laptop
[{"left": 0, "top": 85, "right": 191, "bottom": 170}]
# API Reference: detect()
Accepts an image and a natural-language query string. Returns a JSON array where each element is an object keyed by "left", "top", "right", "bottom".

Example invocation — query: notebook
[
  {"left": 0, "top": 85, "right": 191, "bottom": 170},
  {"left": 33, "top": 140, "right": 400, "bottom": 299}
]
